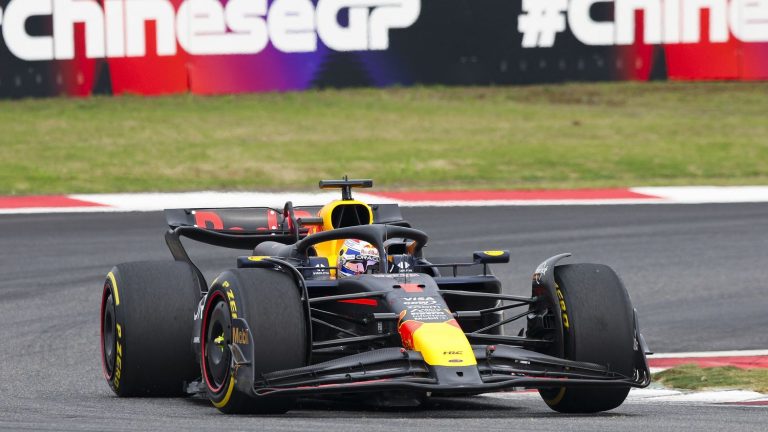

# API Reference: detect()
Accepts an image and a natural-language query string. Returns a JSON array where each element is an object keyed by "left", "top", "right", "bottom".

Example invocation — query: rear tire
[
  {"left": 201, "top": 268, "right": 308, "bottom": 414},
  {"left": 537, "top": 264, "right": 635, "bottom": 413},
  {"left": 100, "top": 261, "right": 202, "bottom": 396}
]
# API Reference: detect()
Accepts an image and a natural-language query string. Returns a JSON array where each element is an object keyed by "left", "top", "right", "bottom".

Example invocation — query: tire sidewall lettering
[
  {"left": 110, "top": 280, "right": 124, "bottom": 392},
  {"left": 555, "top": 284, "right": 570, "bottom": 332},
  {"left": 223, "top": 280, "right": 238, "bottom": 319},
  {"left": 113, "top": 321, "right": 123, "bottom": 390},
  {"left": 102, "top": 276, "right": 125, "bottom": 393}
]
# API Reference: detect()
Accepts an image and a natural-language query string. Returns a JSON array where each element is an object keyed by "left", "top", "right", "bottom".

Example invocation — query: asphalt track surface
[{"left": 1, "top": 204, "right": 766, "bottom": 431}]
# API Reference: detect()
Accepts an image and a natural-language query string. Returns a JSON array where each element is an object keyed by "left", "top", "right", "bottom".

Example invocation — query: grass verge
[
  {"left": 654, "top": 365, "right": 768, "bottom": 393},
  {"left": 1, "top": 82, "right": 768, "bottom": 194}
]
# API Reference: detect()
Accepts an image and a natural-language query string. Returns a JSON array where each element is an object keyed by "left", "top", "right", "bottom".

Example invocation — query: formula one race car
[{"left": 99, "top": 178, "right": 651, "bottom": 414}]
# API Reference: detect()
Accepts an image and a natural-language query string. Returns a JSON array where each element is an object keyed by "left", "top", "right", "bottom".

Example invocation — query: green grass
[
  {"left": 654, "top": 365, "right": 768, "bottom": 393},
  {"left": 1, "top": 82, "right": 768, "bottom": 194}
]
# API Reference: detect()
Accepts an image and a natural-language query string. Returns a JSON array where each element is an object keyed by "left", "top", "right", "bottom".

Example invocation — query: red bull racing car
[{"left": 99, "top": 178, "right": 651, "bottom": 414}]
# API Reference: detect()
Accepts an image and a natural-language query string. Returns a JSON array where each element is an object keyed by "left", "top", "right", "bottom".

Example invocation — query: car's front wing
[{"left": 235, "top": 344, "right": 651, "bottom": 398}]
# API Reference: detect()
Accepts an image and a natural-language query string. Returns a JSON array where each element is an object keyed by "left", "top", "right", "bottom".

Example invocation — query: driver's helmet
[{"left": 337, "top": 239, "right": 380, "bottom": 278}]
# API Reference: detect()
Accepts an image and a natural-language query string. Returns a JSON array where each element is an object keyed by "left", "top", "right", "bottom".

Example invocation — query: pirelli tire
[
  {"left": 100, "top": 261, "right": 202, "bottom": 396},
  {"left": 201, "top": 268, "right": 308, "bottom": 414},
  {"left": 539, "top": 264, "right": 635, "bottom": 413}
]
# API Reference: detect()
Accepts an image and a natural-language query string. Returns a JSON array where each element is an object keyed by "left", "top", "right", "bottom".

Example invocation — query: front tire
[
  {"left": 100, "top": 261, "right": 202, "bottom": 396},
  {"left": 201, "top": 268, "right": 308, "bottom": 414},
  {"left": 536, "top": 264, "right": 635, "bottom": 413}
]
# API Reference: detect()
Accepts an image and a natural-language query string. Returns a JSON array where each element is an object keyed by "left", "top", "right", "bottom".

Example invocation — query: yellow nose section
[{"left": 400, "top": 320, "right": 477, "bottom": 366}]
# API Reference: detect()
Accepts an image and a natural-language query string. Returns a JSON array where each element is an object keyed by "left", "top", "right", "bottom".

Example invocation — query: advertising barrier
[{"left": 0, "top": 0, "right": 767, "bottom": 98}]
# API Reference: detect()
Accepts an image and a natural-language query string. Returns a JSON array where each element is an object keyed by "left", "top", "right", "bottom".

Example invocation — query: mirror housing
[{"left": 473, "top": 250, "right": 510, "bottom": 264}]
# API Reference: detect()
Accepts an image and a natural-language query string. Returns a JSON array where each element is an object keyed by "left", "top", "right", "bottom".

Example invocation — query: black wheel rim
[
  {"left": 102, "top": 290, "right": 116, "bottom": 377},
  {"left": 205, "top": 300, "right": 231, "bottom": 391}
]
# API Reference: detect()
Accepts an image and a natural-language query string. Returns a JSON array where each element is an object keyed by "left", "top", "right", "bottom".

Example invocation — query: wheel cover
[
  {"left": 203, "top": 293, "right": 232, "bottom": 393},
  {"left": 101, "top": 286, "right": 116, "bottom": 379}
]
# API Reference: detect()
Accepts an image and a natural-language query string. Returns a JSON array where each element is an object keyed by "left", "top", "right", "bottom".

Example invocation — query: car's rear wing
[
  {"left": 163, "top": 203, "right": 407, "bottom": 249},
  {"left": 165, "top": 206, "right": 321, "bottom": 233}
]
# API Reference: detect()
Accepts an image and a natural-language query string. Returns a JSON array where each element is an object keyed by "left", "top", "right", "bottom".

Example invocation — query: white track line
[
  {"left": 0, "top": 192, "right": 395, "bottom": 214},
  {"left": 642, "top": 390, "right": 766, "bottom": 403},
  {"left": 69, "top": 191, "right": 393, "bottom": 210},
  {"left": 484, "top": 388, "right": 768, "bottom": 405},
  {"left": 649, "top": 349, "right": 768, "bottom": 358},
  {"left": 633, "top": 186, "right": 768, "bottom": 204},
  {"left": 2, "top": 186, "right": 768, "bottom": 214},
  {"left": 374, "top": 198, "right": 672, "bottom": 207}
]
